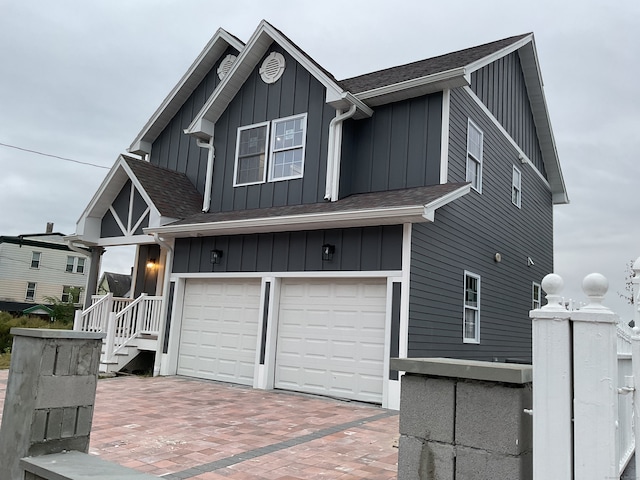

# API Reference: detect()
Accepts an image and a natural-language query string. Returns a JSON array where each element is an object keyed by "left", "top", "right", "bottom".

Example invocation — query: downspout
[
  {"left": 324, "top": 104, "right": 357, "bottom": 201},
  {"left": 153, "top": 233, "right": 174, "bottom": 377},
  {"left": 196, "top": 134, "right": 215, "bottom": 213}
]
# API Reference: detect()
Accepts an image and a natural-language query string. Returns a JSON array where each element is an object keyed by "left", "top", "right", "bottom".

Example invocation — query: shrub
[{"left": 0, "top": 312, "right": 72, "bottom": 353}]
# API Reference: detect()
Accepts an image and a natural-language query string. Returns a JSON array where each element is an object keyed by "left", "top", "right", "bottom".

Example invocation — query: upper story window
[
  {"left": 66, "top": 256, "right": 86, "bottom": 274},
  {"left": 466, "top": 119, "right": 483, "bottom": 193},
  {"left": 26, "top": 282, "right": 36, "bottom": 301},
  {"left": 31, "top": 251, "right": 41, "bottom": 269},
  {"left": 532, "top": 282, "right": 541, "bottom": 310},
  {"left": 234, "top": 113, "right": 307, "bottom": 187},
  {"left": 512, "top": 166, "right": 522, "bottom": 208},
  {"left": 463, "top": 271, "right": 481, "bottom": 344}
]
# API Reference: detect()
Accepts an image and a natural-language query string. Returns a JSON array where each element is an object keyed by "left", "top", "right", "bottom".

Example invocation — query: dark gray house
[{"left": 71, "top": 21, "right": 566, "bottom": 408}]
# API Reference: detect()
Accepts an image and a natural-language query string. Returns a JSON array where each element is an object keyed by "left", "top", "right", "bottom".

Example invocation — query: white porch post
[
  {"left": 530, "top": 273, "right": 573, "bottom": 479},
  {"left": 570, "top": 273, "right": 619, "bottom": 479},
  {"left": 633, "top": 257, "right": 640, "bottom": 327},
  {"left": 632, "top": 327, "right": 640, "bottom": 479},
  {"left": 105, "top": 312, "right": 117, "bottom": 361}
]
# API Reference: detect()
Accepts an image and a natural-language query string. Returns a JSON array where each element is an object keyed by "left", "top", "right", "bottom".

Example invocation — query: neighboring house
[
  {"left": 0, "top": 225, "right": 90, "bottom": 315},
  {"left": 97, "top": 271, "right": 132, "bottom": 298},
  {"left": 69, "top": 21, "right": 567, "bottom": 408}
]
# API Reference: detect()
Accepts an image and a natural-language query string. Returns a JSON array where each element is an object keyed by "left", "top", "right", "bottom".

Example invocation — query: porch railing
[{"left": 531, "top": 272, "right": 639, "bottom": 480}]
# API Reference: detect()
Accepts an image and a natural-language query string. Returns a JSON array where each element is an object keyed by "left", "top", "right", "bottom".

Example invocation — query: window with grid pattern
[{"left": 463, "top": 272, "right": 481, "bottom": 343}]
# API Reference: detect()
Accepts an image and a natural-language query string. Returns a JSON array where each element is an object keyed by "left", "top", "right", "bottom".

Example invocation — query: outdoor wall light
[
  {"left": 146, "top": 258, "right": 157, "bottom": 270},
  {"left": 322, "top": 244, "right": 335, "bottom": 262},
  {"left": 210, "top": 249, "right": 223, "bottom": 264}
]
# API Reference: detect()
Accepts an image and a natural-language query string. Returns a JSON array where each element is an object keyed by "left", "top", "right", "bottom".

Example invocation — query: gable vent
[
  {"left": 259, "top": 52, "right": 285, "bottom": 84},
  {"left": 217, "top": 54, "right": 237, "bottom": 80}
]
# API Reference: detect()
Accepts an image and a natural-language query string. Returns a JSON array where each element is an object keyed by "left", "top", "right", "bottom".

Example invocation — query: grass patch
[{"left": 0, "top": 353, "right": 10, "bottom": 370}]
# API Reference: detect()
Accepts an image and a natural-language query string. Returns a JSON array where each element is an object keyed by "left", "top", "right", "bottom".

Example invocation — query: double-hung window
[
  {"left": 26, "top": 282, "right": 36, "bottom": 301},
  {"left": 31, "top": 251, "right": 41, "bottom": 269},
  {"left": 463, "top": 271, "right": 481, "bottom": 343},
  {"left": 234, "top": 114, "right": 307, "bottom": 186},
  {"left": 532, "top": 282, "right": 541, "bottom": 310},
  {"left": 512, "top": 166, "right": 522, "bottom": 208},
  {"left": 66, "top": 256, "right": 86, "bottom": 274},
  {"left": 466, "top": 120, "right": 483, "bottom": 192}
]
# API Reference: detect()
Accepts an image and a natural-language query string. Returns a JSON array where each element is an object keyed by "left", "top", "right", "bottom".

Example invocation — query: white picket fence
[{"left": 531, "top": 271, "right": 640, "bottom": 479}]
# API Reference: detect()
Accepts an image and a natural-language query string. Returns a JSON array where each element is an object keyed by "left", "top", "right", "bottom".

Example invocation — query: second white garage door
[
  {"left": 177, "top": 278, "right": 261, "bottom": 385},
  {"left": 275, "top": 278, "right": 387, "bottom": 403}
]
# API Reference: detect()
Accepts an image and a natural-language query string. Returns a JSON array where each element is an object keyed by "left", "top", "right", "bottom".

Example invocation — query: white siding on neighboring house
[{"left": 0, "top": 234, "right": 90, "bottom": 305}]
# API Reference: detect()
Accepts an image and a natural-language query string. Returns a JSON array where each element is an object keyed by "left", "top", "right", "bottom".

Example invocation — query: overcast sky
[{"left": 1, "top": 1, "right": 638, "bottom": 319}]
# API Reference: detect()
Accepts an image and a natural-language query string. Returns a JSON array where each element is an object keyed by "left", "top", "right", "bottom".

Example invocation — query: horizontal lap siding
[
  {"left": 151, "top": 46, "right": 239, "bottom": 193},
  {"left": 210, "top": 45, "right": 333, "bottom": 212},
  {"left": 470, "top": 52, "right": 545, "bottom": 175},
  {"left": 339, "top": 93, "right": 442, "bottom": 197},
  {"left": 172, "top": 225, "right": 403, "bottom": 273},
  {"left": 407, "top": 87, "right": 553, "bottom": 362}
]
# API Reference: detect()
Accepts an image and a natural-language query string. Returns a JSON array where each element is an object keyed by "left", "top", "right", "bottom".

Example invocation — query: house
[
  {"left": 69, "top": 21, "right": 566, "bottom": 408},
  {"left": 0, "top": 223, "right": 90, "bottom": 316},
  {"left": 97, "top": 271, "right": 132, "bottom": 298}
]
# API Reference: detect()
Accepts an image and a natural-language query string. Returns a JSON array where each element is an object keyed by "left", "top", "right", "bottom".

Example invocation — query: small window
[
  {"left": 512, "top": 166, "right": 522, "bottom": 208},
  {"left": 66, "top": 256, "right": 75, "bottom": 273},
  {"left": 76, "top": 257, "right": 85, "bottom": 274},
  {"left": 234, "top": 122, "right": 269, "bottom": 186},
  {"left": 66, "top": 256, "right": 86, "bottom": 274},
  {"left": 26, "top": 282, "right": 36, "bottom": 301},
  {"left": 62, "top": 286, "right": 80, "bottom": 304},
  {"left": 31, "top": 252, "right": 41, "bottom": 269},
  {"left": 466, "top": 120, "right": 483, "bottom": 192},
  {"left": 463, "top": 271, "right": 481, "bottom": 343},
  {"left": 269, "top": 115, "right": 307, "bottom": 181},
  {"left": 532, "top": 282, "right": 542, "bottom": 310}
]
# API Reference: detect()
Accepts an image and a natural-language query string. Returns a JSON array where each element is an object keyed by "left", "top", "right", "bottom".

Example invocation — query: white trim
[
  {"left": 463, "top": 86, "right": 551, "bottom": 190},
  {"left": 464, "top": 34, "right": 534, "bottom": 75},
  {"left": 399, "top": 223, "right": 411, "bottom": 358},
  {"left": 512, "top": 165, "right": 522, "bottom": 208},
  {"left": 532, "top": 281, "right": 542, "bottom": 310},
  {"left": 169, "top": 270, "right": 402, "bottom": 282},
  {"left": 268, "top": 113, "right": 307, "bottom": 182},
  {"left": 93, "top": 235, "right": 158, "bottom": 247},
  {"left": 162, "top": 276, "right": 186, "bottom": 375},
  {"left": 423, "top": 184, "right": 471, "bottom": 221},
  {"left": 466, "top": 118, "right": 483, "bottom": 193},
  {"left": 233, "top": 121, "right": 270, "bottom": 187},
  {"left": 463, "top": 270, "right": 481, "bottom": 344},
  {"left": 440, "top": 89, "right": 451, "bottom": 184},
  {"left": 382, "top": 277, "right": 394, "bottom": 408}
]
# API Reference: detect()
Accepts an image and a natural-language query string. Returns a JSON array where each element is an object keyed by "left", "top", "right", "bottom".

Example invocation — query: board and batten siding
[
  {"left": 339, "top": 92, "right": 443, "bottom": 198},
  {"left": 406, "top": 86, "right": 553, "bottom": 362},
  {"left": 151, "top": 46, "right": 240, "bottom": 193},
  {"left": 470, "top": 51, "right": 545, "bottom": 175},
  {"left": 208, "top": 44, "right": 335, "bottom": 212},
  {"left": 172, "top": 225, "right": 403, "bottom": 273},
  {"left": 100, "top": 179, "right": 150, "bottom": 238}
]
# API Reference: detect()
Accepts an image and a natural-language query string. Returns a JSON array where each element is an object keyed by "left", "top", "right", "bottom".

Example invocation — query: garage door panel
[
  {"left": 275, "top": 278, "right": 387, "bottom": 403},
  {"left": 177, "top": 279, "right": 261, "bottom": 385}
]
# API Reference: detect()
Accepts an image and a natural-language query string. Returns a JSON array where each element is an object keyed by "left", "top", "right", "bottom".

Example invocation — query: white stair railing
[{"left": 73, "top": 293, "right": 113, "bottom": 332}]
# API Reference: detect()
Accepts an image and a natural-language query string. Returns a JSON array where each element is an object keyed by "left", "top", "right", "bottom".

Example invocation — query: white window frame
[
  {"left": 76, "top": 257, "right": 85, "bottom": 274},
  {"left": 233, "top": 121, "right": 270, "bottom": 187},
  {"left": 26, "top": 282, "right": 36, "bottom": 301},
  {"left": 463, "top": 271, "right": 481, "bottom": 344},
  {"left": 466, "top": 119, "right": 483, "bottom": 193},
  {"left": 532, "top": 282, "right": 541, "bottom": 310},
  {"left": 66, "top": 256, "right": 86, "bottom": 274},
  {"left": 233, "top": 114, "right": 307, "bottom": 187},
  {"left": 512, "top": 165, "right": 522, "bottom": 208},
  {"left": 268, "top": 113, "right": 307, "bottom": 182},
  {"left": 31, "top": 251, "right": 41, "bottom": 269},
  {"left": 66, "top": 256, "right": 75, "bottom": 273}
]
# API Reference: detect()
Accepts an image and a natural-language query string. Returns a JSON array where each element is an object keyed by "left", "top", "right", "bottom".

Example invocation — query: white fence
[{"left": 531, "top": 272, "right": 639, "bottom": 479}]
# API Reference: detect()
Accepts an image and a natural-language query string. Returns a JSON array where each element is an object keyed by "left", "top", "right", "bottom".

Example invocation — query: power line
[{"left": 0, "top": 142, "right": 111, "bottom": 169}]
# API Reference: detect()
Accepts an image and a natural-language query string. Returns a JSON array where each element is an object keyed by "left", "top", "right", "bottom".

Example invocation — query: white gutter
[
  {"left": 196, "top": 134, "right": 215, "bottom": 212},
  {"left": 65, "top": 239, "right": 90, "bottom": 257},
  {"left": 324, "top": 104, "right": 357, "bottom": 201}
]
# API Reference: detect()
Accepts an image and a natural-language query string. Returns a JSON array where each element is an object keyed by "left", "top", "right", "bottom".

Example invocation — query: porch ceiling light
[
  {"left": 322, "top": 244, "right": 335, "bottom": 262},
  {"left": 210, "top": 249, "right": 223, "bottom": 264}
]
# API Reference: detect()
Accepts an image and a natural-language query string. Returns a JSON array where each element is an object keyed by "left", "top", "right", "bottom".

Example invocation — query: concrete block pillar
[
  {"left": 391, "top": 358, "right": 533, "bottom": 480},
  {"left": 0, "top": 328, "right": 104, "bottom": 480}
]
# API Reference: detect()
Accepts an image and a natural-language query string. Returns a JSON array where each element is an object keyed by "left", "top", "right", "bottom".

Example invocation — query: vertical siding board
[
  {"left": 304, "top": 230, "right": 324, "bottom": 271},
  {"left": 360, "top": 227, "right": 383, "bottom": 271},
  {"left": 225, "top": 237, "right": 243, "bottom": 271},
  {"left": 187, "top": 238, "right": 203, "bottom": 273},
  {"left": 323, "top": 229, "right": 343, "bottom": 271},
  {"left": 425, "top": 94, "right": 443, "bottom": 185},
  {"left": 240, "top": 235, "right": 258, "bottom": 272},
  {"left": 405, "top": 100, "right": 427, "bottom": 188},
  {"left": 256, "top": 233, "right": 274, "bottom": 272},
  {"left": 370, "top": 109, "right": 392, "bottom": 191},
  {"left": 287, "top": 231, "right": 307, "bottom": 271},
  {"left": 388, "top": 103, "right": 409, "bottom": 190},
  {"left": 271, "top": 233, "right": 290, "bottom": 272},
  {"left": 198, "top": 237, "right": 215, "bottom": 273},
  {"left": 340, "top": 228, "right": 362, "bottom": 271},
  {"left": 380, "top": 225, "right": 403, "bottom": 271}
]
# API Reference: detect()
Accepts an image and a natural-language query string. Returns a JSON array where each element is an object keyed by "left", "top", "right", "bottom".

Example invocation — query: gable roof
[
  {"left": 73, "top": 154, "right": 202, "bottom": 245},
  {"left": 129, "top": 28, "right": 245, "bottom": 155},
  {"left": 145, "top": 183, "right": 471, "bottom": 237}
]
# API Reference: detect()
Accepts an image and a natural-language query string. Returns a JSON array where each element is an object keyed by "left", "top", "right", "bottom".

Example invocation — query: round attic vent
[
  {"left": 259, "top": 52, "right": 285, "bottom": 84},
  {"left": 217, "top": 54, "right": 237, "bottom": 80}
]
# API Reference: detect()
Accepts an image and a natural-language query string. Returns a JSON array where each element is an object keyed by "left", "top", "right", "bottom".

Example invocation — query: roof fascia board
[
  {"left": 187, "top": 21, "right": 357, "bottom": 136},
  {"left": 353, "top": 67, "right": 468, "bottom": 107},
  {"left": 464, "top": 34, "right": 534, "bottom": 75},
  {"left": 129, "top": 29, "right": 244, "bottom": 154},
  {"left": 145, "top": 205, "right": 429, "bottom": 237}
]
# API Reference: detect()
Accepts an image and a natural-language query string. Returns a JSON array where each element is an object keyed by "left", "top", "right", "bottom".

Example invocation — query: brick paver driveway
[{"left": 0, "top": 370, "right": 398, "bottom": 479}]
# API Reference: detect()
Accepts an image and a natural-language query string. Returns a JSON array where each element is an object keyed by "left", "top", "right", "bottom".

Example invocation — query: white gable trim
[
  {"left": 464, "top": 34, "right": 534, "bottom": 75},
  {"left": 129, "top": 29, "right": 244, "bottom": 154}
]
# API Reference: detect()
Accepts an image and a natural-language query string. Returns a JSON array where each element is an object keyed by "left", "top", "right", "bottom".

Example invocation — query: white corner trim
[
  {"left": 462, "top": 86, "right": 550, "bottom": 190},
  {"left": 399, "top": 223, "right": 411, "bottom": 358},
  {"left": 440, "top": 89, "right": 451, "bottom": 184},
  {"left": 422, "top": 184, "right": 471, "bottom": 221}
]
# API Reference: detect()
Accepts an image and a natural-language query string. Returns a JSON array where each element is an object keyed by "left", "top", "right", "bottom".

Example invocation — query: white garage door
[
  {"left": 177, "top": 278, "right": 261, "bottom": 385},
  {"left": 275, "top": 278, "right": 387, "bottom": 403}
]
